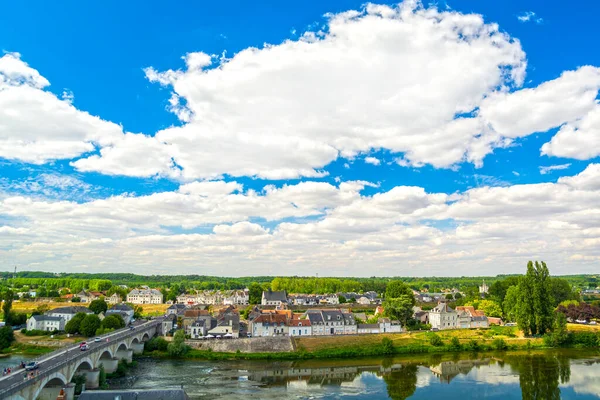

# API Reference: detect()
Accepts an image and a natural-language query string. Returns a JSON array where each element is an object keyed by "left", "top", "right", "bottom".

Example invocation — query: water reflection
[{"left": 114, "top": 350, "right": 600, "bottom": 399}]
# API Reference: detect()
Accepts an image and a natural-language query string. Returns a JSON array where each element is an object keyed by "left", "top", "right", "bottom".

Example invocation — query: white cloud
[
  {"left": 2, "top": 3, "right": 597, "bottom": 180},
  {"left": 541, "top": 105, "right": 600, "bottom": 160},
  {"left": 2, "top": 165, "right": 600, "bottom": 275},
  {"left": 364, "top": 157, "right": 381, "bottom": 165},
  {"left": 69, "top": 2, "right": 529, "bottom": 178},
  {"left": 539, "top": 163, "right": 571, "bottom": 175},
  {"left": 0, "top": 53, "right": 125, "bottom": 164},
  {"left": 517, "top": 11, "right": 543, "bottom": 24}
]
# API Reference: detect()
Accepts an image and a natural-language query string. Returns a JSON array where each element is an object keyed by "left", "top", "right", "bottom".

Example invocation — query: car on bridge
[
  {"left": 80, "top": 342, "right": 89, "bottom": 351},
  {"left": 94, "top": 337, "right": 102, "bottom": 342},
  {"left": 25, "top": 362, "right": 38, "bottom": 371}
]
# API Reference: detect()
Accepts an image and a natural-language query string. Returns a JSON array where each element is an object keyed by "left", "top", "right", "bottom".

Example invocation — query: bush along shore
[{"left": 142, "top": 329, "right": 600, "bottom": 361}]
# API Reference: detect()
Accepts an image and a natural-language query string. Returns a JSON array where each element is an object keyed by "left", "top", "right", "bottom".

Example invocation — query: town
[{"left": 21, "top": 281, "right": 503, "bottom": 342}]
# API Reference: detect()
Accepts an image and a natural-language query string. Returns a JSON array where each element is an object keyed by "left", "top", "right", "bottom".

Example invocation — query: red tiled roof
[
  {"left": 288, "top": 319, "right": 311, "bottom": 327},
  {"left": 252, "top": 314, "right": 289, "bottom": 324}
]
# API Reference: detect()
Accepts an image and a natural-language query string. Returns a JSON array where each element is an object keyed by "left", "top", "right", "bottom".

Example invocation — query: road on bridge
[{"left": 0, "top": 319, "right": 157, "bottom": 396}]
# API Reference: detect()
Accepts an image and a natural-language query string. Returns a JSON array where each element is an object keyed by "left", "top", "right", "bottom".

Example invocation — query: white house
[
  {"left": 27, "top": 315, "right": 65, "bottom": 332},
  {"left": 428, "top": 302, "right": 458, "bottom": 330},
  {"left": 47, "top": 306, "right": 93, "bottom": 323},
  {"left": 127, "top": 288, "right": 163, "bottom": 304},
  {"left": 250, "top": 314, "right": 289, "bottom": 337},
  {"left": 106, "top": 293, "right": 122, "bottom": 304},
  {"left": 288, "top": 319, "right": 312, "bottom": 336}
]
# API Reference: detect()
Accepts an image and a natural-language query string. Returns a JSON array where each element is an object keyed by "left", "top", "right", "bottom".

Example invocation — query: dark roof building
[{"left": 261, "top": 290, "right": 288, "bottom": 305}]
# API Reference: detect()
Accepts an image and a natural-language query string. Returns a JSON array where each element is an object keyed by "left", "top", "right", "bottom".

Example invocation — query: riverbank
[{"left": 140, "top": 326, "right": 600, "bottom": 361}]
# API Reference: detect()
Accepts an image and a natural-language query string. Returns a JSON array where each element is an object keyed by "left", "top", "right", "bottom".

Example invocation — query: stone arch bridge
[{"left": 1, "top": 319, "right": 160, "bottom": 400}]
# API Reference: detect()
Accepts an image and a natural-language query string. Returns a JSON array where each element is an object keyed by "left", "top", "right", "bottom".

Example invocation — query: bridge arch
[
  {"left": 32, "top": 372, "right": 68, "bottom": 400},
  {"left": 131, "top": 337, "right": 140, "bottom": 345},
  {"left": 116, "top": 342, "right": 129, "bottom": 352},
  {"left": 141, "top": 332, "right": 151, "bottom": 341},
  {"left": 70, "top": 357, "right": 94, "bottom": 381}
]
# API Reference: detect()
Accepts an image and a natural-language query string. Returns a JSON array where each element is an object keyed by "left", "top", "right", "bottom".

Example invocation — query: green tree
[
  {"left": 473, "top": 299, "right": 502, "bottom": 318},
  {"left": 503, "top": 285, "right": 520, "bottom": 322},
  {"left": 89, "top": 299, "right": 108, "bottom": 315},
  {"left": 383, "top": 281, "right": 416, "bottom": 326},
  {"left": 65, "top": 313, "right": 86, "bottom": 335},
  {"left": 0, "top": 325, "right": 15, "bottom": 349},
  {"left": 1, "top": 290, "right": 14, "bottom": 325},
  {"left": 248, "top": 283, "right": 263, "bottom": 305},
  {"left": 80, "top": 314, "right": 101, "bottom": 337},
  {"left": 338, "top": 295, "right": 347, "bottom": 304},
  {"left": 167, "top": 330, "right": 190, "bottom": 357},
  {"left": 101, "top": 314, "right": 125, "bottom": 330},
  {"left": 515, "top": 261, "right": 554, "bottom": 336}
]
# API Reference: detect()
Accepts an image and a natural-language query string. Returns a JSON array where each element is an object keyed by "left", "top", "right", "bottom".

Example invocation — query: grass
[
  {"left": 567, "top": 323, "right": 600, "bottom": 332},
  {"left": 293, "top": 327, "right": 544, "bottom": 353}
]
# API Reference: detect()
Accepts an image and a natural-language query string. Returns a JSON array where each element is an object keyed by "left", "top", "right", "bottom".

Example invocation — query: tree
[
  {"left": 0, "top": 326, "right": 15, "bottom": 349},
  {"left": 515, "top": 261, "right": 554, "bottom": 336},
  {"left": 503, "top": 286, "right": 520, "bottom": 322},
  {"left": 101, "top": 314, "right": 125, "bottom": 330},
  {"left": 80, "top": 314, "right": 101, "bottom": 337},
  {"left": 471, "top": 299, "right": 502, "bottom": 318},
  {"left": 89, "top": 299, "right": 108, "bottom": 315},
  {"left": 1, "top": 290, "right": 13, "bottom": 325},
  {"left": 167, "top": 330, "right": 189, "bottom": 357},
  {"left": 65, "top": 312, "right": 87, "bottom": 334},
  {"left": 248, "top": 283, "right": 263, "bottom": 305},
  {"left": 338, "top": 295, "right": 347, "bottom": 304},
  {"left": 384, "top": 281, "right": 416, "bottom": 326}
]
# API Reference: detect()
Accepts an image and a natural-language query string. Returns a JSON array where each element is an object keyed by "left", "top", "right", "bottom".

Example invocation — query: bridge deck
[{"left": 0, "top": 319, "right": 160, "bottom": 398}]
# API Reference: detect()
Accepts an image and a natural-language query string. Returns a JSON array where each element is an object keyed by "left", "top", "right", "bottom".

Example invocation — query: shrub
[
  {"left": 168, "top": 330, "right": 190, "bottom": 357},
  {"left": 492, "top": 338, "right": 508, "bottom": 351},
  {"left": 449, "top": 337, "right": 462, "bottom": 351},
  {"left": 465, "top": 339, "right": 480, "bottom": 352},
  {"left": 381, "top": 337, "right": 394, "bottom": 354},
  {"left": 145, "top": 337, "right": 169, "bottom": 352},
  {"left": 428, "top": 333, "right": 443, "bottom": 347},
  {"left": 571, "top": 332, "right": 598, "bottom": 347}
]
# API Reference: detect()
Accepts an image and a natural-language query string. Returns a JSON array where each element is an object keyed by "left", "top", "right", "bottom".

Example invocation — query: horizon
[{"left": 1, "top": 0, "right": 600, "bottom": 276}]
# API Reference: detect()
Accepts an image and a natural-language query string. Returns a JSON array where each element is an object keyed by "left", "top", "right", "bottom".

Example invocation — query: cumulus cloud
[
  {"left": 2, "top": 3, "right": 598, "bottom": 179},
  {"left": 0, "top": 53, "right": 125, "bottom": 164},
  {"left": 2, "top": 165, "right": 600, "bottom": 275},
  {"left": 541, "top": 105, "right": 600, "bottom": 160},
  {"left": 67, "top": 2, "right": 530, "bottom": 178},
  {"left": 364, "top": 157, "right": 381, "bottom": 166}
]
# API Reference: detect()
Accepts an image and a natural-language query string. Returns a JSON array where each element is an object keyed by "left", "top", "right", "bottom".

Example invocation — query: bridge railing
[{"left": 0, "top": 320, "right": 160, "bottom": 397}]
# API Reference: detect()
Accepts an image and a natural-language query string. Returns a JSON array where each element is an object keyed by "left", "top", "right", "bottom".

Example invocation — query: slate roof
[
  {"left": 110, "top": 304, "right": 134, "bottom": 312},
  {"left": 47, "top": 306, "right": 92, "bottom": 315},
  {"left": 31, "top": 315, "right": 63, "bottom": 322},
  {"left": 431, "top": 303, "right": 454, "bottom": 313},
  {"left": 262, "top": 290, "right": 287, "bottom": 302}
]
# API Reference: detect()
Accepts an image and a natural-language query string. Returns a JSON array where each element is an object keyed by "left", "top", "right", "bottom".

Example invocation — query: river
[{"left": 104, "top": 349, "right": 600, "bottom": 399}]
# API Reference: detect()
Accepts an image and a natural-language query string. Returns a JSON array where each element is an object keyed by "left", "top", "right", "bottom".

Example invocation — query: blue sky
[{"left": 0, "top": 1, "right": 599, "bottom": 276}]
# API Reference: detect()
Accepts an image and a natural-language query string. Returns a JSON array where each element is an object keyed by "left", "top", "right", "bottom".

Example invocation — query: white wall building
[
  {"left": 428, "top": 303, "right": 458, "bottom": 330},
  {"left": 27, "top": 315, "right": 65, "bottom": 332},
  {"left": 127, "top": 288, "right": 163, "bottom": 304}
]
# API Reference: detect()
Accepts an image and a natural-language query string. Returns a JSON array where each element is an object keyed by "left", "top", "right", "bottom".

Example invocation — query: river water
[{"left": 106, "top": 349, "right": 600, "bottom": 399}]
